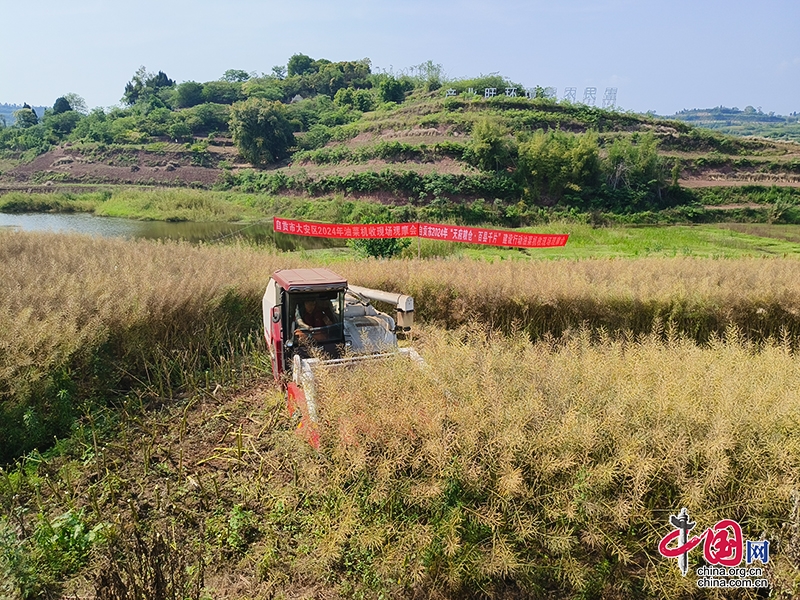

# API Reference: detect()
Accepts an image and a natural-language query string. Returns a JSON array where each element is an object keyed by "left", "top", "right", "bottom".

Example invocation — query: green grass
[
  {"left": 4, "top": 189, "right": 800, "bottom": 260},
  {"left": 0, "top": 189, "right": 414, "bottom": 224},
  {"left": 93, "top": 188, "right": 264, "bottom": 222},
  {"left": 0, "top": 157, "right": 20, "bottom": 174},
  {"left": 415, "top": 222, "right": 800, "bottom": 261},
  {"left": 530, "top": 222, "right": 800, "bottom": 259},
  {"left": 273, "top": 223, "right": 800, "bottom": 263}
]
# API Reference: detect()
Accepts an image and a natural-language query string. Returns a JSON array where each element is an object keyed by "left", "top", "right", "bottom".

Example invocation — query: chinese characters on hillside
[{"left": 444, "top": 85, "right": 617, "bottom": 107}]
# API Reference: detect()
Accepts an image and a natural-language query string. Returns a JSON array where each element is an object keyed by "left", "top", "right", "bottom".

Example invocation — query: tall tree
[
  {"left": 287, "top": 53, "right": 315, "bottom": 77},
  {"left": 175, "top": 81, "right": 204, "bottom": 108},
  {"left": 52, "top": 97, "right": 72, "bottom": 114},
  {"left": 122, "top": 67, "right": 175, "bottom": 105},
  {"left": 14, "top": 104, "right": 38, "bottom": 128},
  {"left": 222, "top": 69, "right": 251, "bottom": 83},
  {"left": 229, "top": 98, "right": 295, "bottom": 166},
  {"left": 63, "top": 93, "right": 88, "bottom": 115},
  {"left": 378, "top": 76, "right": 405, "bottom": 103}
]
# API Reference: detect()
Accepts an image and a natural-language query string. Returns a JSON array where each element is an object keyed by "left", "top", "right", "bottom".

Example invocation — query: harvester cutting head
[{"left": 263, "top": 268, "right": 422, "bottom": 447}]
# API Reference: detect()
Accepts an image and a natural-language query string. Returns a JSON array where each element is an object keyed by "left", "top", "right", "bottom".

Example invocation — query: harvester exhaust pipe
[{"left": 348, "top": 285, "right": 414, "bottom": 331}]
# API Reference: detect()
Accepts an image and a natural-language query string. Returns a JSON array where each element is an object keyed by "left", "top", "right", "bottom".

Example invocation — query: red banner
[
  {"left": 273, "top": 217, "right": 418, "bottom": 239},
  {"left": 272, "top": 217, "right": 568, "bottom": 248},
  {"left": 417, "top": 222, "right": 568, "bottom": 248}
]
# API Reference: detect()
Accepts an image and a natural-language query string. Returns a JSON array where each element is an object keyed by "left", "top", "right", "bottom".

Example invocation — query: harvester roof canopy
[{"left": 272, "top": 268, "right": 348, "bottom": 293}]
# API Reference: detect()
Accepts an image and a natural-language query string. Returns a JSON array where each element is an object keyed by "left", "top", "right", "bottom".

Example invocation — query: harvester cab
[{"left": 263, "top": 268, "right": 422, "bottom": 447}]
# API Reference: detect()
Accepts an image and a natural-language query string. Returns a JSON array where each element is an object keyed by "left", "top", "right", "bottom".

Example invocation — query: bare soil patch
[
  {"left": 4, "top": 146, "right": 226, "bottom": 188},
  {"left": 715, "top": 223, "right": 800, "bottom": 243},
  {"left": 703, "top": 203, "right": 764, "bottom": 209}
]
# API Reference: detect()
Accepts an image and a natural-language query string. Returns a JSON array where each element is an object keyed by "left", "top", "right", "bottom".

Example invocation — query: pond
[{"left": 0, "top": 212, "right": 344, "bottom": 250}]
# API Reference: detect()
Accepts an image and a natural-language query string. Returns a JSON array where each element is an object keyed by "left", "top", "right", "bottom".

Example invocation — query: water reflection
[{"left": 0, "top": 212, "right": 344, "bottom": 250}]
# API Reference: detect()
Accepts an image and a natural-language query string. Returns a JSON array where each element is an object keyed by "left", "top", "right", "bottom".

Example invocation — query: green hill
[
  {"left": 668, "top": 106, "right": 800, "bottom": 141},
  {"left": 2, "top": 57, "right": 800, "bottom": 225}
]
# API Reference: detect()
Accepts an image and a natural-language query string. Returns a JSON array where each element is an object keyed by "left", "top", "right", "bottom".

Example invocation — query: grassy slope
[{"left": 282, "top": 95, "right": 800, "bottom": 187}]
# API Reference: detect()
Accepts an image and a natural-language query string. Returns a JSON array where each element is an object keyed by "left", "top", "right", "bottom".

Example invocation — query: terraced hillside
[{"left": 3, "top": 94, "right": 799, "bottom": 195}]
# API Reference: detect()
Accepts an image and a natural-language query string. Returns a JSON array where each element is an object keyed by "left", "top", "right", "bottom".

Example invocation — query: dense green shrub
[
  {"left": 174, "top": 81, "right": 204, "bottom": 108},
  {"left": 377, "top": 76, "right": 407, "bottom": 104},
  {"left": 229, "top": 99, "right": 295, "bottom": 165},
  {"left": 464, "top": 118, "right": 516, "bottom": 171},
  {"left": 518, "top": 130, "right": 601, "bottom": 203}
]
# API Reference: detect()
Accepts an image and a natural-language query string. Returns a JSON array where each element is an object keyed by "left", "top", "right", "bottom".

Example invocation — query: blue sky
[{"left": 2, "top": 0, "right": 799, "bottom": 115}]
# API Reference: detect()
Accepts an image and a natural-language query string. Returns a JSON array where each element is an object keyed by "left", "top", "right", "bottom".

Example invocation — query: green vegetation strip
[{"left": 5, "top": 184, "right": 800, "bottom": 229}]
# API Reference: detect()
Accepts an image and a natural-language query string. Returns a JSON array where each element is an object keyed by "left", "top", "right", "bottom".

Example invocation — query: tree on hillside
[
  {"left": 377, "top": 76, "right": 406, "bottom": 104},
  {"left": 229, "top": 98, "right": 295, "bottom": 166},
  {"left": 604, "top": 133, "right": 664, "bottom": 197},
  {"left": 53, "top": 97, "right": 72, "bottom": 114},
  {"left": 201, "top": 80, "right": 244, "bottom": 105},
  {"left": 241, "top": 77, "right": 284, "bottom": 102},
  {"left": 63, "top": 93, "right": 88, "bottom": 115},
  {"left": 14, "top": 104, "right": 38, "bottom": 128},
  {"left": 44, "top": 109, "right": 81, "bottom": 137},
  {"left": 518, "top": 130, "right": 600, "bottom": 204},
  {"left": 222, "top": 69, "right": 252, "bottom": 83},
  {"left": 466, "top": 119, "right": 515, "bottom": 171},
  {"left": 175, "top": 81, "right": 204, "bottom": 108},
  {"left": 122, "top": 67, "right": 175, "bottom": 105},
  {"left": 334, "top": 87, "right": 375, "bottom": 112},
  {"left": 410, "top": 60, "right": 445, "bottom": 91},
  {"left": 287, "top": 53, "right": 315, "bottom": 77}
]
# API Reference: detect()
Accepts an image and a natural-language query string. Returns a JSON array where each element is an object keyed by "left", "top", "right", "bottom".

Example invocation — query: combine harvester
[{"left": 263, "top": 268, "right": 422, "bottom": 447}]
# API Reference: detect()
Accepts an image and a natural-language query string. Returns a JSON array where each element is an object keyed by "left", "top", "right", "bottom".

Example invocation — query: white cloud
[{"left": 778, "top": 57, "right": 800, "bottom": 71}]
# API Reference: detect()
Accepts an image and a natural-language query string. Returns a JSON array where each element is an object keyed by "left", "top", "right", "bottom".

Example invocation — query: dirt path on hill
[{"left": 680, "top": 177, "right": 800, "bottom": 188}]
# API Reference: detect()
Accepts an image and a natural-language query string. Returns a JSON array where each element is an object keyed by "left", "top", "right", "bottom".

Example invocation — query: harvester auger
[{"left": 263, "top": 268, "right": 423, "bottom": 448}]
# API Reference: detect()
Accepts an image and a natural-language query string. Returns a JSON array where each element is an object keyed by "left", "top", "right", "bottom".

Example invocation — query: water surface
[{"left": 0, "top": 212, "right": 344, "bottom": 250}]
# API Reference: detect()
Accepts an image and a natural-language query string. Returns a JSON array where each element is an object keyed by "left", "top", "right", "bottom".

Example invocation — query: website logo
[{"left": 658, "top": 508, "right": 770, "bottom": 589}]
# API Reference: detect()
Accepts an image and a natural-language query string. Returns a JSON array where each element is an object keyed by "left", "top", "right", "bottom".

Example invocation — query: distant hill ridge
[
  {"left": 669, "top": 106, "right": 799, "bottom": 121},
  {"left": 666, "top": 106, "right": 800, "bottom": 141},
  {"left": 0, "top": 103, "right": 48, "bottom": 125}
]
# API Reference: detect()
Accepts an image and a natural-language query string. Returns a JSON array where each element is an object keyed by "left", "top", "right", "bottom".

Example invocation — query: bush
[
  {"left": 348, "top": 235, "right": 411, "bottom": 258},
  {"left": 464, "top": 118, "right": 515, "bottom": 171},
  {"left": 202, "top": 81, "right": 244, "bottom": 105},
  {"left": 175, "top": 81, "right": 204, "bottom": 108},
  {"left": 182, "top": 103, "right": 231, "bottom": 135},
  {"left": 518, "top": 130, "right": 601, "bottom": 204},
  {"left": 377, "top": 77, "right": 406, "bottom": 104},
  {"left": 229, "top": 98, "right": 295, "bottom": 166}
]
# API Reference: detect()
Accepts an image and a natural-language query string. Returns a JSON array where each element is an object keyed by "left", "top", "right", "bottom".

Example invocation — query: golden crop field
[{"left": 1, "top": 230, "right": 799, "bottom": 598}]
